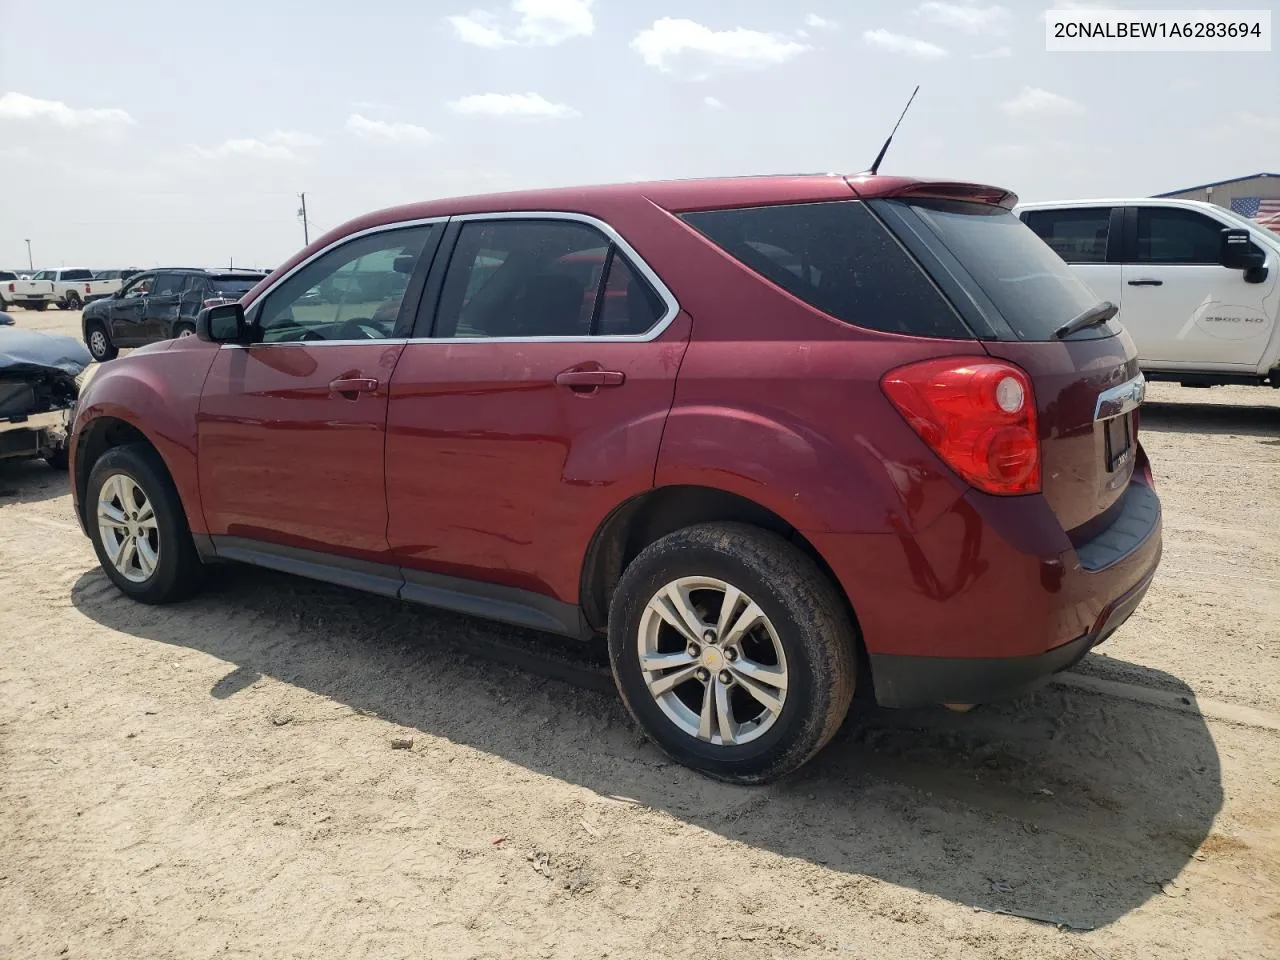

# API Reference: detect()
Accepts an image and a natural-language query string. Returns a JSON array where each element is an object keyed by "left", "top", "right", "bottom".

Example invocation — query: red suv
[{"left": 68, "top": 174, "right": 1160, "bottom": 783}]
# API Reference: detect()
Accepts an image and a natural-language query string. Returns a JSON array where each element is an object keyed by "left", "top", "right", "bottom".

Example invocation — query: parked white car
[
  {"left": 28, "top": 269, "right": 117, "bottom": 310},
  {"left": 2, "top": 271, "right": 55, "bottom": 310},
  {"left": 1016, "top": 197, "right": 1280, "bottom": 388}
]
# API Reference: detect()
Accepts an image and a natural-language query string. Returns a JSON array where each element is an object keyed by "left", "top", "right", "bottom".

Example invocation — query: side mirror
[
  {"left": 1221, "top": 228, "right": 1267, "bottom": 271},
  {"left": 196, "top": 302, "right": 247, "bottom": 343}
]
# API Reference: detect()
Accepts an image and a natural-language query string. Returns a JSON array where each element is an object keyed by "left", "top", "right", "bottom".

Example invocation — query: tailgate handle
[
  {"left": 1094, "top": 373, "right": 1146, "bottom": 421},
  {"left": 1127, "top": 279, "right": 1163, "bottom": 287},
  {"left": 329, "top": 376, "right": 378, "bottom": 399}
]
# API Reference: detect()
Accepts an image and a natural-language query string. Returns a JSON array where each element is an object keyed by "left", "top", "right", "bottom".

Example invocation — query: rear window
[
  {"left": 680, "top": 201, "right": 970, "bottom": 339},
  {"left": 61, "top": 269, "right": 93, "bottom": 280},
  {"left": 893, "top": 199, "right": 1115, "bottom": 341},
  {"left": 208, "top": 275, "right": 262, "bottom": 298},
  {"left": 0, "top": 272, "right": 15, "bottom": 281}
]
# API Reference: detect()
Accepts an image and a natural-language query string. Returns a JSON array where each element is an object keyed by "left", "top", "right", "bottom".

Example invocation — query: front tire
[
  {"left": 86, "top": 443, "right": 204, "bottom": 604},
  {"left": 86, "top": 321, "right": 118, "bottom": 362},
  {"left": 608, "top": 522, "right": 857, "bottom": 784},
  {"left": 173, "top": 322, "right": 195, "bottom": 339}
]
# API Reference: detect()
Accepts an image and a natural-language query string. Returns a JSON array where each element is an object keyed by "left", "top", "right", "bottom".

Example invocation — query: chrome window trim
[
  {"left": 1094, "top": 372, "right": 1146, "bottom": 422},
  {"left": 223, "top": 210, "right": 680, "bottom": 349}
]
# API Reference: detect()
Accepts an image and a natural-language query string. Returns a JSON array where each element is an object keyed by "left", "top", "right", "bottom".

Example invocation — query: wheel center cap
[{"left": 701, "top": 648, "right": 724, "bottom": 671}]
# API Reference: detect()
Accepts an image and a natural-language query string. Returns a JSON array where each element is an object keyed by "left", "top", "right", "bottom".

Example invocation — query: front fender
[{"left": 71, "top": 341, "right": 219, "bottom": 535}]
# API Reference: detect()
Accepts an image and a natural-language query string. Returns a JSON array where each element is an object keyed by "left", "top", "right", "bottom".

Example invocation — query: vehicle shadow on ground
[
  {"left": 0, "top": 458, "right": 70, "bottom": 505},
  {"left": 70, "top": 565, "right": 1223, "bottom": 931},
  {"left": 1140, "top": 399, "right": 1280, "bottom": 438}
]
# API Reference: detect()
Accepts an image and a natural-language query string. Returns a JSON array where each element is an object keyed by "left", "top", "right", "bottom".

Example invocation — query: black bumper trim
[{"left": 869, "top": 571, "right": 1155, "bottom": 708}]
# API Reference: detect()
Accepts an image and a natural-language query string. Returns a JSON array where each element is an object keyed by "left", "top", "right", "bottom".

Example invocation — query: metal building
[{"left": 1153, "top": 172, "right": 1280, "bottom": 230}]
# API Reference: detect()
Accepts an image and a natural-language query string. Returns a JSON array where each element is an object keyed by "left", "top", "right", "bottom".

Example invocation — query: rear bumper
[{"left": 868, "top": 564, "right": 1156, "bottom": 707}]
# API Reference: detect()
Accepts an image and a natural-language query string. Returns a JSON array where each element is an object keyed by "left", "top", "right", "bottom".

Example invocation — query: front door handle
[
  {"left": 329, "top": 376, "right": 378, "bottom": 399},
  {"left": 555, "top": 369, "right": 626, "bottom": 391},
  {"left": 1127, "top": 279, "right": 1163, "bottom": 287}
]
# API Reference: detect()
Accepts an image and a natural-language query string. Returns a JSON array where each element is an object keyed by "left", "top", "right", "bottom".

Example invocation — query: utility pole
[
  {"left": 297, "top": 193, "right": 310, "bottom": 246},
  {"left": 24, "top": 238, "right": 32, "bottom": 271}
]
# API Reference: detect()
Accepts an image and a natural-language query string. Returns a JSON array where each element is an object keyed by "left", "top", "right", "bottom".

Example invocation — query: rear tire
[
  {"left": 86, "top": 321, "right": 118, "bottom": 362},
  {"left": 86, "top": 443, "right": 204, "bottom": 604},
  {"left": 608, "top": 522, "right": 857, "bottom": 784},
  {"left": 173, "top": 322, "right": 195, "bottom": 339},
  {"left": 63, "top": 291, "right": 82, "bottom": 310},
  {"left": 32, "top": 302, "right": 47, "bottom": 311}
]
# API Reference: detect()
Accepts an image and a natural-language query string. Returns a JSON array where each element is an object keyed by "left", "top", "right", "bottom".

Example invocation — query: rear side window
[
  {"left": 1134, "top": 208, "right": 1222, "bottom": 264},
  {"left": 433, "top": 219, "right": 667, "bottom": 339},
  {"left": 679, "top": 201, "right": 969, "bottom": 339},
  {"left": 893, "top": 199, "right": 1111, "bottom": 342},
  {"left": 1023, "top": 208, "right": 1112, "bottom": 263}
]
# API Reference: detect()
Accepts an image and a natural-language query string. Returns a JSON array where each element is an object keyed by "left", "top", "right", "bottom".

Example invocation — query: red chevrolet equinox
[{"left": 68, "top": 174, "right": 1160, "bottom": 783}]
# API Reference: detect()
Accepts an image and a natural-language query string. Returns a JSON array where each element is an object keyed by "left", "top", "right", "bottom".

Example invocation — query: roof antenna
[{"left": 867, "top": 85, "right": 920, "bottom": 175}]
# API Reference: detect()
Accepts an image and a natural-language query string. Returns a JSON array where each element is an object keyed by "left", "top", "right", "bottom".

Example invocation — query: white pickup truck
[
  {"left": 2, "top": 272, "right": 55, "bottom": 311},
  {"left": 1016, "top": 197, "right": 1280, "bottom": 388},
  {"left": 28, "top": 269, "right": 119, "bottom": 310}
]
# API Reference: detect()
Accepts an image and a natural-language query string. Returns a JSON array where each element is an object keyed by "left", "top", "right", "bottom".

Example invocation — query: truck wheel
[
  {"left": 32, "top": 302, "right": 47, "bottom": 311},
  {"left": 608, "top": 522, "right": 857, "bottom": 784},
  {"left": 45, "top": 445, "right": 70, "bottom": 471},
  {"left": 63, "top": 291, "right": 82, "bottom": 310},
  {"left": 86, "top": 322, "right": 118, "bottom": 362},
  {"left": 86, "top": 443, "right": 204, "bottom": 604}
]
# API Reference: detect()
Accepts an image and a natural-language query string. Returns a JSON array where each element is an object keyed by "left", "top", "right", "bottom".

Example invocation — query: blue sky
[{"left": 1, "top": 0, "right": 1276, "bottom": 269}]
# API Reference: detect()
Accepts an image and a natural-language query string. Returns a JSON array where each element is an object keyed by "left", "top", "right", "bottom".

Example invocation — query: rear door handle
[
  {"left": 554, "top": 369, "right": 626, "bottom": 390},
  {"left": 329, "top": 376, "right": 379, "bottom": 398},
  {"left": 1127, "top": 279, "right": 1163, "bottom": 286}
]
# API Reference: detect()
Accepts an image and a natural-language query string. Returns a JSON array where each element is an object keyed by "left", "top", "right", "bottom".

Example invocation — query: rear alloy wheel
[
  {"left": 86, "top": 322, "right": 118, "bottom": 362},
  {"left": 63, "top": 291, "right": 82, "bottom": 310},
  {"left": 87, "top": 443, "right": 203, "bottom": 603},
  {"left": 609, "top": 522, "right": 857, "bottom": 784}
]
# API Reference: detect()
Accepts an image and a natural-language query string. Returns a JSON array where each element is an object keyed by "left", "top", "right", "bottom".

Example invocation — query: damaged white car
[{"left": 0, "top": 323, "right": 91, "bottom": 471}]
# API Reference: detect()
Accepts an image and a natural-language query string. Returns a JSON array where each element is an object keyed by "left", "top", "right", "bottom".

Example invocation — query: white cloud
[
  {"left": 862, "top": 29, "right": 948, "bottom": 60},
  {"left": 447, "top": 0, "right": 593, "bottom": 48},
  {"left": 345, "top": 113, "right": 435, "bottom": 143},
  {"left": 703, "top": 96, "right": 725, "bottom": 109},
  {"left": 190, "top": 139, "right": 297, "bottom": 161},
  {"left": 0, "top": 92, "right": 135, "bottom": 128},
  {"left": 632, "top": 18, "right": 809, "bottom": 78},
  {"left": 186, "top": 129, "right": 321, "bottom": 162},
  {"left": 1001, "top": 86, "right": 1086, "bottom": 116},
  {"left": 804, "top": 14, "right": 838, "bottom": 29},
  {"left": 448, "top": 92, "right": 579, "bottom": 119},
  {"left": 972, "top": 45, "right": 1012, "bottom": 59},
  {"left": 915, "top": 2, "right": 1009, "bottom": 35}
]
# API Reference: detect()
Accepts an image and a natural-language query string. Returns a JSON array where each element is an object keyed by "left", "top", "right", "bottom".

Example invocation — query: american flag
[{"left": 1230, "top": 196, "right": 1280, "bottom": 233}]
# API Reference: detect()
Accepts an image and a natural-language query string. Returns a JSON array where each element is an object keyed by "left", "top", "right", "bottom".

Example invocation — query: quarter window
[
  {"left": 1023, "top": 208, "right": 1111, "bottom": 263},
  {"left": 1134, "top": 208, "right": 1223, "bottom": 264},
  {"left": 256, "top": 225, "right": 434, "bottom": 342},
  {"left": 432, "top": 219, "right": 666, "bottom": 339}
]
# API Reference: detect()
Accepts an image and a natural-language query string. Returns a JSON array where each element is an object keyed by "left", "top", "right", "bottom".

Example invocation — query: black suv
[{"left": 81, "top": 268, "right": 265, "bottom": 362}]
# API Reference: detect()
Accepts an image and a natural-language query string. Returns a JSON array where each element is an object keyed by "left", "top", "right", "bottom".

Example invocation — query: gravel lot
[{"left": 2, "top": 309, "right": 1277, "bottom": 959}]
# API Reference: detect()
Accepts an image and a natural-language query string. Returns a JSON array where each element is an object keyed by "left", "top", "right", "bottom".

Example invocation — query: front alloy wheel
[
  {"left": 638, "top": 577, "right": 788, "bottom": 746},
  {"left": 96, "top": 473, "right": 160, "bottom": 583}
]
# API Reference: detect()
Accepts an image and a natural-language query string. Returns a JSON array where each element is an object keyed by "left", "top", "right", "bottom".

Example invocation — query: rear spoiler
[{"left": 846, "top": 176, "right": 1018, "bottom": 210}]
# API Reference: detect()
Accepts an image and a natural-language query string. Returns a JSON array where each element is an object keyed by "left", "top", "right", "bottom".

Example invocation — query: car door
[
  {"left": 1120, "top": 205, "right": 1278, "bottom": 367},
  {"left": 384, "top": 215, "right": 691, "bottom": 618},
  {"left": 197, "top": 221, "right": 441, "bottom": 571},
  {"left": 108, "top": 272, "right": 154, "bottom": 345},
  {"left": 1021, "top": 206, "right": 1122, "bottom": 309},
  {"left": 142, "top": 271, "right": 187, "bottom": 341}
]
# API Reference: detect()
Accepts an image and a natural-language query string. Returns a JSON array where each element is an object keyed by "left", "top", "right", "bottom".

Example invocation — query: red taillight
[
  {"left": 6, "top": 282, "right": 13, "bottom": 293},
  {"left": 881, "top": 357, "right": 1040, "bottom": 495},
  {"left": 85, "top": 283, "right": 91, "bottom": 293}
]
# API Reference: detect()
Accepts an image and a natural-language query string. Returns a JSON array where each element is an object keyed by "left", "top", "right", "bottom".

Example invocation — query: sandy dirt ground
[{"left": 2, "top": 309, "right": 1278, "bottom": 959}]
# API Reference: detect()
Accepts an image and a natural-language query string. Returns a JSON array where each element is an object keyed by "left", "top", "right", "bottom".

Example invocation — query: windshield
[
  {"left": 208, "top": 276, "right": 262, "bottom": 298},
  {"left": 893, "top": 199, "right": 1117, "bottom": 341}
]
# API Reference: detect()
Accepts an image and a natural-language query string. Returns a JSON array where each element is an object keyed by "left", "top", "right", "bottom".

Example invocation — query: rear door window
[
  {"left": 431, "top": 219, "right": 668, "bottom": 339},
  {"left": 1022, "top": 208, "right": 1113, "bottom": 263},
  {"left": 887, "top": 199, "right": 1115, "bottom": 341},
  {"left": 679, "top": 201, "right": 970, "bottom": 339}
]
